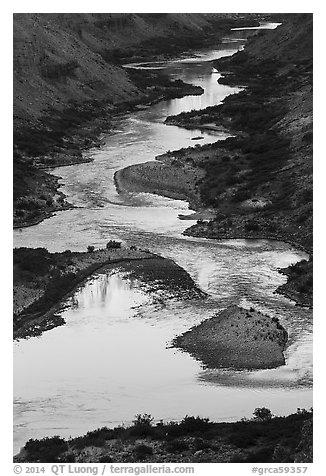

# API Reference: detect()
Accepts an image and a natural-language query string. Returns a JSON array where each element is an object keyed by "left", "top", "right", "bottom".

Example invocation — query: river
[{"left": 13, "top": 23, "right": 312, "bottom": 453}]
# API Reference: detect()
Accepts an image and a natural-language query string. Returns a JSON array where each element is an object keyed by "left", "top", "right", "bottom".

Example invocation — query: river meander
[{"left": 13, "top": 23, "right": 312, "bottom": 453}]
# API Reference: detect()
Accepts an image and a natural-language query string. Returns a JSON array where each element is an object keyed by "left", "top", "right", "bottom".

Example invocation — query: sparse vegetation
[
  {"left": 13, "top": 246, "right": 160, "bottom": 339},
  {"left": 133, "top": 443, "right": 153, "bottom": 460},
  {"left": 277, "top": 259, "right": 312, "bottom": 307},
  {"left": 164, "top": 439, "right": 189, "bottom": 453},
  {"left": 24, "top": 436, "right": 68, "bottom": 462},
  {"left": 253, "top": 407, "right": 273, "bottom": 422},
  {"left": 106, "top": 240, "right": 122, "bottom": 249},
  {"left": 173, "top": 306, "right": 287, "bottom": 370},
  {"left": 16, "top": 409, "right": 312, "bottom": 463},
  {"left": 164, "top": 17, "right": 312, "bottom": 259}
]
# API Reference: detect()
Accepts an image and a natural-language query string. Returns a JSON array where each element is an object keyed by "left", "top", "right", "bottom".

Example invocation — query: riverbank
[
  {"left": 114, "top": 157, "right": 204, "bottom": 209},
  {"left": 14, "top": 409, "right": 312, "bottom": 463},
  {"left": 117, "top": 257, "right": 206, "bottom": 301},
  {"left": 125, "top": 16, "right": 312, "bottom": 307},
  {"left": 14, "top": 12, "right": 262, "bottom": 230},
  {"left": 184, "top": 221, "right": 313, "bottom": 308},
  {"left": 14, "top": 71, "right": 205, "bottom": 229},
  {"left": 172, "top": 306, "right": 288, "bottom": 370},
  {"left": 276, "top": 259, "right": 313, "bottom": 308},
  {"left": 13, "top": 245, "right": 205, "bottom": 340},
  {"left": 14, "top": 245, "right": 156, "bottom": 339}
]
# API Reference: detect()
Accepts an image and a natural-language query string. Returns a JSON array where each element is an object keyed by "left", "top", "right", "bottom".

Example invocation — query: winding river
[{"left": 13, "top": 23, "right": 312, "bottom": 453}]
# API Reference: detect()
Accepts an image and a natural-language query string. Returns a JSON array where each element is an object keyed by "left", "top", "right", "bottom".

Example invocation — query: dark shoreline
[
  {"left": 114, "top": 153, "right": 312, "bottom": 308},
  {"left": 13, "top": 248, "right": 204, "bottom": 340},
  {"left": 14, "top": 247, "right": 158, "bottom": 339},
  {"left": 14, "top": 76, "right": 205, "bottom": 230},
  {"left": 14, "top": 14, "right": 268, "bottom": 230},
  {"left": 147, "top": 19, "right": 312, "bottom": 308},
  {"left": 13, "top": 14, "right": 313, "bottom": 465},
  {"left": 13, "top": 203, "right": 75, "bottom": 230},
  {"left": 14, "top": 410, "right": 312, "bottom": 463}
]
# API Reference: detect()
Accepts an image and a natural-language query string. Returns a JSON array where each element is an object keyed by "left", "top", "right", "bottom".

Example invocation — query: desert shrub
[
  {"left": 245, "top": 220, "right": 260, "bottom": 232},
  {"left": 133, "top": 443, "right": 153, "bottom": 460},
  {"left": 169, "top": 416, "right": 214, "bottom": 436},
  {"left": 299, "top": 188, "right": 313, "bottom": 203},
  {"left": 106, "top": 240, "right": 121, "bottom": 249},
  {"left": 297, "top": 408, "right": 311, "bottom": 416},
  {"left": 228, "top": 432, "right": 257, "bottom": 448},
  {"left": 129, "top": 414, "right": 154, "bottom": 437},
  {"left": 193, "top": 438, "right": 211, "bottom": 451},
  {"left": 232, "top": 189, "right": 251, "bottom": 202},
  {"left": 182, "top": 416, "right": 211, "bottom": 431},
  {"left": 302, "top": 131, "right": 313, "bottom": 144},
  {"left": 272, "top": 443, "right": 294, "bottom": 462},
  {"left": 15, "top": 209, "right": 25, "bottom": 217},
  {"left": 24, "top": 436, "right": 68, "bottom": 462},
  {"left": 87, "top": 245, "right": 95, "bottom": 253},
  {"left": 14, "top": 247, "right": 53, "bottom": 275},
  {"left": 267, "top": 221, "right": 278, "bottom": 233},
  {"left": 16, "top": 197, "right": 44, "bottom": 210},
  {"left": 244, "top": 446, "right": 275, "bottom": 463},
  {"left": 253, "top": 407, "right": 273, "bottom": 422},
  {"left": 225, "top": 175, "right": 241, "bottom": 186},
  {"left": 133, "top": 413, "right": 153, "bottom": 426},
  {"left": 72, "top": 427, "right": 115, "bottom": 449},
  {"left": 295, "top": 206, "right": 312, "bottom": 225},
  {"left": 61, "top": 452, "right": 76, "bottom": 462},
  {"left": 230, "top": 455, "right": 246, "bottom": 462},
  {"left": 165, "top": 439, "right": 189, "bottom": 453}
]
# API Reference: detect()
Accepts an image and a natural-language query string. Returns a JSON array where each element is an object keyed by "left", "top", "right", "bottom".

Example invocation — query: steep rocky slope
[
  {"left": 14, "top": 13, "right": 261, "bottom": 131},
  {"left": 14, "top": 14, "right": 140, "bottom": 128},
  {"left": 165, "top": 16, "right": 312, "bottom": 253},
  {"left": 13, "top": 13, "right": 262, "bottom": 228}
]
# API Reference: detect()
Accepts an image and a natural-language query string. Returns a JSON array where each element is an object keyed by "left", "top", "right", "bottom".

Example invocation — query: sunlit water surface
[{"left": 13, "top": 24, "right": 312, "bottom": 453}]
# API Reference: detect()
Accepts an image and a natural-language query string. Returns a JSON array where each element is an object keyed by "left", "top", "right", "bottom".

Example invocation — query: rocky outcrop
[{"left": 173, "top": 306, "right": 288, "bottom": 370}]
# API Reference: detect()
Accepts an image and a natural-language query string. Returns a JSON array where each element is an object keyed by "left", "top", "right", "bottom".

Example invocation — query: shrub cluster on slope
[{"left": 15, "top": 409, "right": 312, "bottom": 463}]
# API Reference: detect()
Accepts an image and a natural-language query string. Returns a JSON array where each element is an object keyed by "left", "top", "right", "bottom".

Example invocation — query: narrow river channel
[{"left": 13, "top": 23, "right": 312, "bottom": 453}]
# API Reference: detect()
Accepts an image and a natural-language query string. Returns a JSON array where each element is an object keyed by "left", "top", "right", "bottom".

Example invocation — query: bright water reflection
[
  {"left": 13, "top": 23, "right": 312, "bottom": 453},
  {"left": 14, "top": 269, "right": 311, "bottom": 452}
]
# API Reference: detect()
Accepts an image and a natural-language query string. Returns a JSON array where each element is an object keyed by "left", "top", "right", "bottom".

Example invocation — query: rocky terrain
[
  {"left": 144, "top": 14, "right": 312, "bottom": 305},
  {"left": 14, "top": 409, "right": 312, "bottom": 463},
  {"left": 13, "top": 14, "right": 313, "bottom": 463},
  {"left": 114, "top": 157, "right": 205, "bottom": 208},
  {"left": 13, "top": 13, "right": 264, "bottom": 228},
  {"left": 173, "top": 306, "right": 288, "bottom": 370}
]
